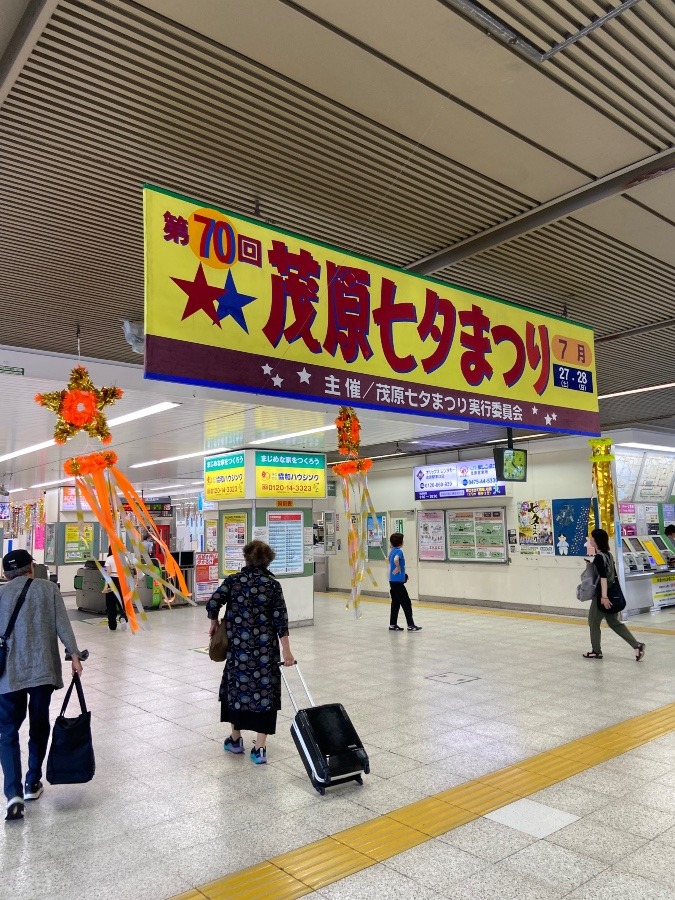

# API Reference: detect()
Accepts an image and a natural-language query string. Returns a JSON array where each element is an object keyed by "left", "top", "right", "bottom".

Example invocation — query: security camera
[{"left": 0, "top": 484, "right": 9, "bottom": 498}]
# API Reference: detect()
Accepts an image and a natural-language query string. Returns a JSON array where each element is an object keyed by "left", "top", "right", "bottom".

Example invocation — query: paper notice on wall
[
  {"left": 418, "top": 510, "right": 446, "bottom": 561},
  {"left": 252, "top": 525, "right": 269, "bottom": 543}
]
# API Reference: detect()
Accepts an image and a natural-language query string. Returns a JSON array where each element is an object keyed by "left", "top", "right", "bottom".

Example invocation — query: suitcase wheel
[
  {"left": 312, "top": 779, "right": 326, "bottom": 795},
  {"left": 364, "top": 763, "right": 370, "bottom": 775},
  {"left": 355, "top": 775, "right": 363, "bottom": 785}
]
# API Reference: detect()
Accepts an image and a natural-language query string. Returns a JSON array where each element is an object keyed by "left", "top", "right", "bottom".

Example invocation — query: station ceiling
[{"left": 1, "top": 0, "right": 674, "bottom": 490}]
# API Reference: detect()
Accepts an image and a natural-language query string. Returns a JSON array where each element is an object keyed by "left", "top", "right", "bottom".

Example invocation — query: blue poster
[{"left": 552, "top": 498, "right": 597, "bottom": 556}]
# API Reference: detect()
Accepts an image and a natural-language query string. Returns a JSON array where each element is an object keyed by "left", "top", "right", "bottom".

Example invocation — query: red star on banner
[{"left": 172, "top": 263, "right": 223, "bottom": 327}]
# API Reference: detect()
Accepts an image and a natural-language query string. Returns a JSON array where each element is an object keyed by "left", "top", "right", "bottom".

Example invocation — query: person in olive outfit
[{"left": 206, "top": 541, "right": 295, "bottom": 765}]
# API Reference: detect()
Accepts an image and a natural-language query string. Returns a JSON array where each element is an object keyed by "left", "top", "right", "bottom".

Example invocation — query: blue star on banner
[{"left": 215, "top": 270, "right": 256, "bottom": 332}]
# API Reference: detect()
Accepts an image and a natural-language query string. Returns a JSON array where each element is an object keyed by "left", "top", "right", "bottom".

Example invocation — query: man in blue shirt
[{"left": 388, "top": 533, "right": 422, "bottom": 632}]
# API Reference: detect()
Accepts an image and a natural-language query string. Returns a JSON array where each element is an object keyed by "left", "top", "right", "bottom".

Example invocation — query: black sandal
[
  {"left": 636, "top": 643, "right": 646, "bottom": 661},
  {"left": 583, "top": 651, "right": 603, "bottom": 659}
]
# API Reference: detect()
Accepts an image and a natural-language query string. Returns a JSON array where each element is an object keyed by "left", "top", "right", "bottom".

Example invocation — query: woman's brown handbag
[{"left": 208, "top": 620, "right": 229, "bottom": 661}]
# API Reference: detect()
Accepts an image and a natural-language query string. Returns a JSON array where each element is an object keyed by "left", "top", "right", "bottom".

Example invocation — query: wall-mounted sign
[
  {"left": 221, "top": 512, "right": 247, "bottom": 573},
  {"left": 446, "top": 509, "right": 507, "bottom": 562},
  {"left": 635, "top": 454, "right": 675, "bottom": 503},
  {"left": 418, "top": 510, "right": 446, "bottom": 561},
  {"left": 204, "top": 451, "right": 246, "bottom": 501},
  {"left": 61, "top": 487, "right": 92, "bottom": 512},
  {"left": 64, "top": 523, "right": 95, "bottom": 563},
  {"left": 195, "top": 552, "right": 220, "bottom": 602},
  {"left": 144, "top": 185, "right": 599, "bottom": 435},
  {"left": 255, "top": 451, "right": 326, "bottom": 499},
  {"left": 122, "top": 500, "right": 172, "bottom": 516},
  {"left": 518, "top": 500, "right": 554, "bottom": 555},
  {"left": 267, "top": 511, "right": 304, "bottom": 575},
  {"left": 414, "top": 458, "right": 505, "bottom": 501}
]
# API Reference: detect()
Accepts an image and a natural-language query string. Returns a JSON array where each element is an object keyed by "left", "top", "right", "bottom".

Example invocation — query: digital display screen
[
  {"left": 622, "top": 539, "right": 631, "bottom": 553},
  {"left": 493, "top": 448, "right": 527, "bottom": 482},
  {"left": 629, "top": 538, "right": 645, "bottom": 553},
  {"left": 652, "top": 536, "right": 668, "bottom": 551}
]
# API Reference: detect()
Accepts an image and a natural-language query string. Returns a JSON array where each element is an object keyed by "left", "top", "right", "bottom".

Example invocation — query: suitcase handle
[{"left": 280, "top": 661, "right": 316, "bottom": 712}]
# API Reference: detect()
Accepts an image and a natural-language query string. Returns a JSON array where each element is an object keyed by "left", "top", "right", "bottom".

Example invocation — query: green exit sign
[{"left": 0, "top": 366, "right": 24, "bottom": 376}]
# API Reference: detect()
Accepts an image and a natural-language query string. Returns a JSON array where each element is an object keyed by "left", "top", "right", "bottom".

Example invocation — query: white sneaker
[
  {"left": 5, "top": 797, "right": 24, "bottom": 821},
  {"left": 120, "top": 618, "right": 128, "bottom": 631}
]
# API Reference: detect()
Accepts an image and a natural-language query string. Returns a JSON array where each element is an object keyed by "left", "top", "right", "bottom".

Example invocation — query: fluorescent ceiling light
[
  {"left": 191, "top": 481, "right": 204, "bottom": 485},
  {"left": 617, "top": 442, "right": 675, "bottom": 453},
  {"left": 599, "top": 381, "right": 675, "bottom": 400},
  {"left": 249, "top": 425, "right": 336, "bottom": 445},
  {"left": 144, "top": 483, "right": 186, "bottom": 491},
  {"left": 486, "top": 433, "right": 548, "bottom": 444},
  {"left": 130, "top": 447, "right": 230, "bottom": 469},
  {"left": 368, "top": 451, "right": 406, "bottom": 462},
  {"left": 8, "top": 488, "right": 26, "bottom": 494},
  {"left": 0, "top": 402, "right": 179, "bottom": 465},
  {"left": 31, "top": 477, "right": 75, "bottom": 488},
  {"left": 107, "top": 401, "right": 179, "bottom": 427},
  {"left": 0, "top": 439, "right": 58, "bottom": 464}
]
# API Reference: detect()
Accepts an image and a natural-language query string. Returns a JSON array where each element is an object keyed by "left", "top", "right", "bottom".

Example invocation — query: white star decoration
[
  {"left": 531, "top": 405, "right": 539, "bottom": 415},
  {"left": 551, "top": 412, "right": 557, "bottom": 421},
  {"left": 261, "top": 364, "right": 273, "bottom": 376},
  {"left": 272, "top": 375, "right": 283, "bottom": 388},
  {"left": 544, "top": 414, "right": 552, "bottom": 425},
  {"left": 297, "top": 368, "right": 311, "bottom": 384}
]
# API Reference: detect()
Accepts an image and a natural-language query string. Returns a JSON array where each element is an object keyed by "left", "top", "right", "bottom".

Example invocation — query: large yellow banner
[{"left": 144, "top": 185, "right": 599, "bottom": 435}]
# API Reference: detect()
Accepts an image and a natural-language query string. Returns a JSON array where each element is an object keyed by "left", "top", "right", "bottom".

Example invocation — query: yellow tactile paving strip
[
  {"left": 176, "top": 701, "right": 675, "bottom": 899},
  {"left": 323, "top": 591, "right": 675, "bottom": 635}
]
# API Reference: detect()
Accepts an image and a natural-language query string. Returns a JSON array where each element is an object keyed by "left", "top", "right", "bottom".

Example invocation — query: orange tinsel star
[{"left": 35, "top": 365, "right": 123, "bottom": 444}]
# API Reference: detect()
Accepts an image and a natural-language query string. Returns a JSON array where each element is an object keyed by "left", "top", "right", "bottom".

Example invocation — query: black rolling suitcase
[{"left": 281, "top": 663, "right": 369, "bottom": 795}]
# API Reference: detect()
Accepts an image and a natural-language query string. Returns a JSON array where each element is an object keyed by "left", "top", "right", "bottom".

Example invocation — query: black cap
[{"left": 2, "top": 549, "right": 33, "bottom": 572}]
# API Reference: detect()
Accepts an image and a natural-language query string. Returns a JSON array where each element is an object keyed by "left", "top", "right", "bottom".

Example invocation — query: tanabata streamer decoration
[
  {"left": 36, "top": 366, "right": 191, "bottom": 631},
  {"left": 588, "top": 437, "right": 615, "bottom": 536},
  {"left": 331, "top": 406, "right": 377, "bottom": 618}
]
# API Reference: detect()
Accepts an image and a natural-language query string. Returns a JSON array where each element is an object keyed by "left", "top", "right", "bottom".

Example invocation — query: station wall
[{"left": 327, "top": 443, "right": 594, "bottom": 615}]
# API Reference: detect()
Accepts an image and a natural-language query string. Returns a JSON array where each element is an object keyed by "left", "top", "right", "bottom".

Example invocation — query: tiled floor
[{"left": 3, "top": 592, "right": 675, "bottom": 900}]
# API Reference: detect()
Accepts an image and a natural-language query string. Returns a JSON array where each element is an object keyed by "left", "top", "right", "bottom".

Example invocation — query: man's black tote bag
[{"left": 46, "top": 673, "right": 95, "bottom": 784}]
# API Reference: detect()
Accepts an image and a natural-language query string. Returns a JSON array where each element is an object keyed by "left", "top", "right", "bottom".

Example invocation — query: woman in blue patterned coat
[{"left": 206, "top": 540, "right": 296, "bottom": 765}]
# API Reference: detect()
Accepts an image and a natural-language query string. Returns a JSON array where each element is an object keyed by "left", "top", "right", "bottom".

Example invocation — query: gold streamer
[{"left": 588, "top": 438, "right": 615, "bottom": 536}]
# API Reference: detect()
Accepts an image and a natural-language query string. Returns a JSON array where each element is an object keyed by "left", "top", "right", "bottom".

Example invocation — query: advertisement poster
[
  {"left": 418, "top": 510, "right": 446, "bottom": 561},
  {"left": 44, "top": 523, "right": 56, "bottom": 564},
  {"left": 255, "top": 451, "right": 326, "bottom": 499},
  {"left": 34, "top": 524, "right": 45, "bottom": 551},
  {"left": 204, "top": 451, "right": 246, "bottom": 501},
  {"left": 518, "top": 500, "right": 553, "bottom": 553},
  {"left": 367, "top": 514, "right": 386, "bottom": 548},
  {"left": 0, "top": 502, "right": 8, "bottom": 521},
  {"left": 195, "top": 552, "right": 220, "bottom": 602},
  {"left": 414, "top": 458, "right": 505, "bottom": 501},
  {"left": 552, "top": 498, "right": 595, "bottom": 556},
  {"left": 144, "top": 185, "right": 599, "bottom": 436},
  {"left": 204, "top": 519, "right": 218, "bottom": 553},
  {"left": 445, "top": 509, "right": 507, "bottom": 562},
  {"left": 267, "top": 512, "right": 304, "bottom": 575},
  {"left": 64, "top": 523, "right": 94, "bottom": 563},
  {"left": 61, "top": 487, "right": 92, "bottom": 512},
  {"left": 222, "top": 512, "right": 247, "bottom": 573}
]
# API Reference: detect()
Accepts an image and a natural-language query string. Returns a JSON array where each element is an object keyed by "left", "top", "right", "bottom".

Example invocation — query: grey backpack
[{"left": 576, "top": 558, "right": 599, "bottom": 602}]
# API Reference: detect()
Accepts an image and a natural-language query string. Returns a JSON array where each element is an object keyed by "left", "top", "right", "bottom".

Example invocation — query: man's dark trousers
[{"left": 0, "top": 684, "right": 53, "bottom": 799}]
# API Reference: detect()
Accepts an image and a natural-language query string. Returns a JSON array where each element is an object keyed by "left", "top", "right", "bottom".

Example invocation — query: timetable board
[{"left": 266, "top": 511, "right": 304, "bottom": 575}]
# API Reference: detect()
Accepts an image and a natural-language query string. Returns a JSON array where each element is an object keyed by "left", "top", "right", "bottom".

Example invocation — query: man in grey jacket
[{"left": 0, "top": 550, "right": 85, "bottom": 821}]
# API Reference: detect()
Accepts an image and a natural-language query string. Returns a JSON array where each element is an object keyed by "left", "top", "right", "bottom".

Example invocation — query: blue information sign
[{"left": 553, "top": 365, "right": 594, "bottom": 393}]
